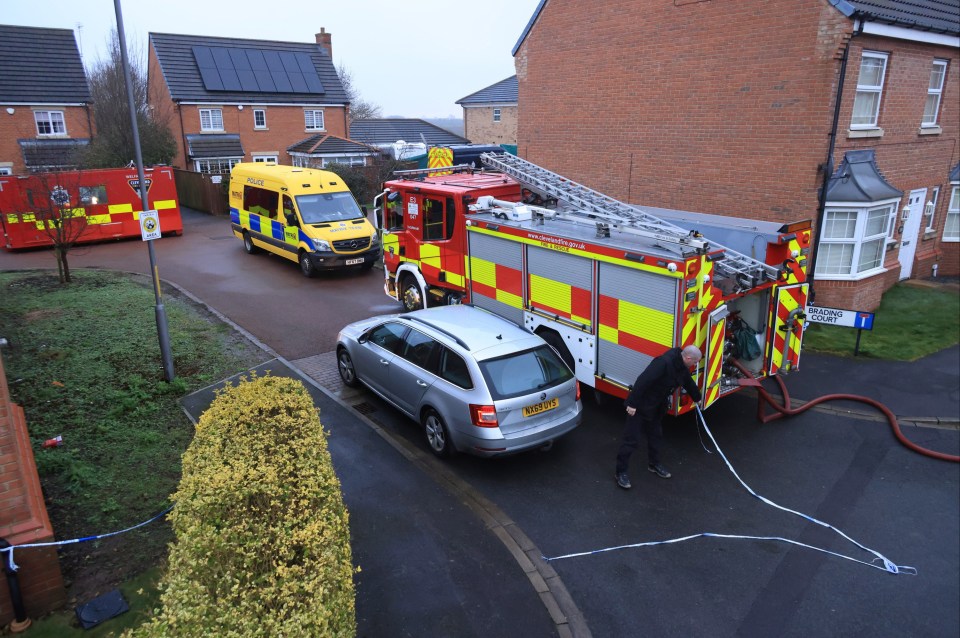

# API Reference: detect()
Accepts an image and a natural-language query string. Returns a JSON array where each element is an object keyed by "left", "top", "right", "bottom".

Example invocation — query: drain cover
[{"left": 352, "top": 401, "right": 377, "bottom": 415}]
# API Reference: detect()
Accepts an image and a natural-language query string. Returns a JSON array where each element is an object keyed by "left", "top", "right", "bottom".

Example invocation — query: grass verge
[
  {"left": 0, "top": 269, "right": 269, "bottom": 632},
  {"left": 803, "top": 281, "right": 959, "bottom": 360}
]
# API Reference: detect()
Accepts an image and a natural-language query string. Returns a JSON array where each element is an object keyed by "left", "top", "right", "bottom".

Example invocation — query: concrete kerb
[{"left": 155, "top": 274, "right": 593, "bottom": 638}]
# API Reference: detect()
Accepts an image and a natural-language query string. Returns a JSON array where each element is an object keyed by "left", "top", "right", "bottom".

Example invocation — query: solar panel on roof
[{"left": 192, "top": 45, "right": 324, "bottom": 94}]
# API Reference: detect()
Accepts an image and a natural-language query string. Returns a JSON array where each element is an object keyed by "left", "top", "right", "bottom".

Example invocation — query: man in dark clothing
[{"left": 615, "top": 345, "right": 702, "bottom": 488}]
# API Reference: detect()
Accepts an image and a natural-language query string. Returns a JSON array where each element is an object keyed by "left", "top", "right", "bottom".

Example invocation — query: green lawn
[
  {"left": 0, "top": 269, "right": 268, "bottom": 634},
  {"left": 803, "top": 282, "right": 960, "bottom": 360}
]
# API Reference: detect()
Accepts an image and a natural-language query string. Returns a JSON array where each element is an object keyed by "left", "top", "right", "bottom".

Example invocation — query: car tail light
[
  {"left": 576, "top": 380, "right": 581, "bottom": 402},
  {"left": 469, "top": 404, "right": 498, "bottom": 427}
]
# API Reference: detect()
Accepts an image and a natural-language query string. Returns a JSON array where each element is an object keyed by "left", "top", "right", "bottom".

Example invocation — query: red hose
[{"left": 731, "top": 360, "right": 959, "bottom": 463}]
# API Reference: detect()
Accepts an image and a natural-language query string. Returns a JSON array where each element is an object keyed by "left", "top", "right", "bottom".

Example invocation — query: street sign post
[{"left": 805, "top": 305, "right": 876, "bottom": 355}]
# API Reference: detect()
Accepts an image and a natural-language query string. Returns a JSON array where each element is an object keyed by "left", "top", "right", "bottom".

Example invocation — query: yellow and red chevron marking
[
  {"left": 427, "top": 147, "right": 454, "bottom": 176},
  {"left": 528, "top": 274, "right": 592, "bottom": 328},
  {"left": 703, "top": 316, "right": 725, "bottom": 407},
  {"left": 768, "top": 284, "right": 808, "bottom": 374},
  {"left": 597, "top": 294, "right": 673, "bottom": 357}
]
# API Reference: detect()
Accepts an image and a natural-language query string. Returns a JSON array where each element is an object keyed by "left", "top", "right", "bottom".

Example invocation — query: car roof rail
[{"left": 405, "top": 315, "right": 470, "bottom": 350}]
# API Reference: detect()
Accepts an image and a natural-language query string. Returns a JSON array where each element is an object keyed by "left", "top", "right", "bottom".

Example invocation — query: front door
[{"left": 899, "top": 189, "right": 926, "bottom": 280}]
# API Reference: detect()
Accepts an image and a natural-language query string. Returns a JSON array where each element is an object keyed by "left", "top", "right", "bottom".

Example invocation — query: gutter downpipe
[
  {"left": 0, "top": 539, "right": 31, "bottom": 632},
  {"left": 808, "top": 16, "right": 863, "bottom": 302}
]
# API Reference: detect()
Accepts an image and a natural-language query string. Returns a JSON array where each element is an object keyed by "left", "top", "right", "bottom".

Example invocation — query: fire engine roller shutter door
[
  {"left": 597, "top": 262, "right": 679, "bottom": 388},
  {"left": 527, "top": 245, "right": 593, "bottom": 328},
  {"left": 467, "top": 231, "right": 524, "bottom": 325}
]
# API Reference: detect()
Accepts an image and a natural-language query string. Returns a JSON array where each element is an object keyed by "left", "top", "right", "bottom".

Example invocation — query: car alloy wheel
[{"left": 337, "top": 347, "right": 359, "bottom": 387}]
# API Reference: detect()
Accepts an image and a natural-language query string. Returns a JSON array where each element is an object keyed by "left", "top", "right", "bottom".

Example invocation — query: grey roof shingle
[
  {"left": 349, "top": 119, "right": 468, "bottom": 146},
  {"left": 825, "top": 1, "right": 957, "bottom": 34},
  {"left": 184, "top": 134, "right": 244, "bottom": 158},
  {"left": 0, "top": 25, "right": 91, "bottom": 103},
  {"left": 456, "top": 76, "right": 518, "bottom": 105},
  {"left": 18, "top": 138, "right": 89, "bottom": 171},
  {"left": 288, "top": 134, "right": 378, "bottom": 155},
  {"left": 826, "top": 150, "right": 903, "bottom": 202},
  {"left": 150, "top": 32, "right": 347, "bottom": 104}
]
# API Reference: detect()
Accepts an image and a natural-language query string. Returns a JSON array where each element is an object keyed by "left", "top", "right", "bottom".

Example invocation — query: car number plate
[
  {"left": 522, "top": 397, "right": 558, "bottom": 417},
  {"left": 345, "top": 257, "right": 364, "bottom": 265}
]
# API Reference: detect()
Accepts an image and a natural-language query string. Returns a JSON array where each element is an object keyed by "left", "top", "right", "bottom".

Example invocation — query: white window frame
[
  {"left": 199, "top": 108, "right": 224, "bottom": 132},
  {"left": 0, "top": 166, "right": 12, "bottom": 176},
  {"left": 851, "top": 51, "right": 888, "bottom": 130},
  {"left": 304, "top": 109, "right": 325, "bottom": 131},
  {"left": 34, "top": 110, "right": 67, "bottom": 136},
  {"left": 924, "top": 187, "right": 940, "bottom": 232},
  {"left": 922, "top": 60, "right": 947, "bottom": 127},
  {"left": 253, "top": 109, "right": 267, "bottom": 129},
  {"left": 253, "top": 155, "right": 278, "bottom": 163},
  {"left": 816, "top": 200, "right": 898, "bottom": 280},
  {"left": 493, "top": 108, "right": 501, "bottom": 122},
  {"left": 944, "top": 185, "right": 960, "bottom": 242},
  {"left": 193, "top": 157, "right": 241, "bottom": 174}
]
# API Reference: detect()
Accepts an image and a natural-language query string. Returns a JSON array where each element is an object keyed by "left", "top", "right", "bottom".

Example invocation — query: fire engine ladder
[{"left": 480, "top": 153, "right": 779, "bottom": 288}]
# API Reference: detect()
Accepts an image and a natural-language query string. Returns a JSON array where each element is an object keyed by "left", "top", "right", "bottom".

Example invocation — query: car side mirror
[{"left": 358, "top": 331, "right": 369, "bottom": 344}]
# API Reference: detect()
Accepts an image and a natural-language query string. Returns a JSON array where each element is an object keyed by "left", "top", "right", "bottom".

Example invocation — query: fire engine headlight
[{"left": 313, "top": 238, "right": 331, "bottom": 252}]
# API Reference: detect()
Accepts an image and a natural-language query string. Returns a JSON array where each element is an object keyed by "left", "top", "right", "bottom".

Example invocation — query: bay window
[{"left": 817, "top": 202, "right": 895, "bottom": 278}]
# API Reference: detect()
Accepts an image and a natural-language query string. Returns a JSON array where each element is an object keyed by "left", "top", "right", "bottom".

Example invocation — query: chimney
[{"left": 316, "top": 28, "right": 332, "bottom": 58}]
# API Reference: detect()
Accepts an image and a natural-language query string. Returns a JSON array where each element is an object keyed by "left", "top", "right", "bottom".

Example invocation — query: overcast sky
[{"left": 4, "top": 0, "right": 539, "bottom": 118}]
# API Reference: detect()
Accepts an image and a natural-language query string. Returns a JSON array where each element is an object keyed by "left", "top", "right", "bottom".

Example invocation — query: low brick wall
[{"left": 0, "top": 353, "right": 66, "bottom": 624}]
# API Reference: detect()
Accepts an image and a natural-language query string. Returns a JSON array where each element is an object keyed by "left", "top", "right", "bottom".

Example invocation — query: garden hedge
[{"left": 129, "top": 375, "right": 355, "bottom": 637}]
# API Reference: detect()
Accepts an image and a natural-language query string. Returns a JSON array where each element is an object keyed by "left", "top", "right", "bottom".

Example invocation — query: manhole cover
[{"left": 352, "top": 401, "right": 378, "bottom": 416}]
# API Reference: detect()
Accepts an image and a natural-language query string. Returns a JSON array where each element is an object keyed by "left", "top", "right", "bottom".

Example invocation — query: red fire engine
[
  {"left": 378, "top": 153, "right": 810, "bottom": 413},
  {"left": 0, "top": 166, "right": 183, "bottom": 251}
]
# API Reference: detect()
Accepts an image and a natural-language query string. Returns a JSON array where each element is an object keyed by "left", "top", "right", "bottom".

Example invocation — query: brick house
[
  {"left": 148, "top": 29, "right": 352, "bottom": 172},
  {"left": 456, "top": 76, "right": 519, "bottom": 146},
  {"left": 0, "top": 25, "right": 93, "bottom": 176},
  {"left": 513, "top": 0, "right": 959, "bottom": 309},
  {"left": 349, "top": 118, "right": 468, "bottom": 159}
]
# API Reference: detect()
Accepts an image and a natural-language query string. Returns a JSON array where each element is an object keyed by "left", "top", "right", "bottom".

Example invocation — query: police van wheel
[
  {"left": 299, "top": 251, "right": 317, "bottom": 278},
  {"left": 242, "top": 232, "right": 259, "bottom": 255},
  {"left": 401, "top": 276, "right": 424, "bottom": 312}
]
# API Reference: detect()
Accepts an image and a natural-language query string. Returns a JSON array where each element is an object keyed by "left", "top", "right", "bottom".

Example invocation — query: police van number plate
[
  {"left": 523, "top": 397, "right": 558, "bottom": 417},
  {"left": 345, "top": 258, "right": 364, "bottom": 265}
]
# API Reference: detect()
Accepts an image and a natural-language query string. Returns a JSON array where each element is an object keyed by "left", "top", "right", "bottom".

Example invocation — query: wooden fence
[{"left": 173, "top": 169, "right": 229, "bottom": 216}]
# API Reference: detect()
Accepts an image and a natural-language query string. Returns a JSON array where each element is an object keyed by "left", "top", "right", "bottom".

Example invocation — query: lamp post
[{"left": 113, "top": 0, "right": 175, "bottom": 381}]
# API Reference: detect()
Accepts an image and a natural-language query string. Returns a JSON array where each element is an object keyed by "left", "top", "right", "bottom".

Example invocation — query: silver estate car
[{"left": 336, "top": 305, "right": 582, "bottom": 458}]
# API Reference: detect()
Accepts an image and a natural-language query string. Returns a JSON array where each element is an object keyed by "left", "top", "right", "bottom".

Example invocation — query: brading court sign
[{"left": 805, "top": 305, "right": 875, "bottom": 330}]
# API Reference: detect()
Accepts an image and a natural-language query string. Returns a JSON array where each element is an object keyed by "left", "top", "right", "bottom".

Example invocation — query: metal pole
[
  {"left": 113, "top": 0, "right": 174, "bottom": 381},
  {"left": 854, "top": 328, "right": 863, "bottom": 356}
]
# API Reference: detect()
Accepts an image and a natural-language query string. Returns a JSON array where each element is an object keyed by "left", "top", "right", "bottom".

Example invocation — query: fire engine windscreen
[{"left": 295, "top": 192, "right": 365, "bottom": 224}]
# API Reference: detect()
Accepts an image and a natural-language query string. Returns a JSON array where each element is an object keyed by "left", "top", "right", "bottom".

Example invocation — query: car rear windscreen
[{"left": 479, "top": 345, "right": 573, "bottom": 400}]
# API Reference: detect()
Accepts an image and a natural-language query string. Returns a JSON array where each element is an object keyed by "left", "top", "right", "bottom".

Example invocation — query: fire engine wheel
[
  {"left": 422, "top": 408, "right": 456, "bottom": 458},
  {"left": 242, "top": 232, "right": 259, "bottom": 255},
  {"left": 299, "top": 250, "right": 318, "bottom": 278},
  {"left": 336, "top": 347, "right": 360, "bottom": 388},
  {"left": 401, "top": 276, "right": 424, "bottom": 312}
]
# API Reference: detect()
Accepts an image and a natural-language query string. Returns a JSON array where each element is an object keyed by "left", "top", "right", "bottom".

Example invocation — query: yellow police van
[{"left": 229, "top": 163, "right": 380, "bottom": 277}]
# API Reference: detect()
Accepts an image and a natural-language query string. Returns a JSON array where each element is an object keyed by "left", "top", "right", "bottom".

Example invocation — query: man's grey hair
[{"left": 682, "top": 345, "right": 703, "bottom": 361}]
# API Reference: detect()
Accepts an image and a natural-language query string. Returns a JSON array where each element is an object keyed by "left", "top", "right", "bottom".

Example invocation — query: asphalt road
[{"left": 3, "top": 208, "right": 958, "bottom": 637}]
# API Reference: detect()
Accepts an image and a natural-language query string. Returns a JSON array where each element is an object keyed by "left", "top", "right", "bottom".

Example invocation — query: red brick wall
[
  {"left": 516, "top": 0, "right": 959, "bottom": 309},
  {"left": 0, "top": 354, "right": 66, "bottom": 624},
  {"left": 0, "top": 106, "right": 94, "bottom": 175},
  {"left": 148, "top": 41, "right": 349, "bottom": 170}
]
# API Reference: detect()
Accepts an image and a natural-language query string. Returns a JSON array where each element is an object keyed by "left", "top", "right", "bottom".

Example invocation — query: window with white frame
[
  {"left": 253, "top": 155, "right": 278, "bottom": 163},
  {"left": 493, "top": 108, "right": 501, "bottom": 122},
  {"left": 253, "top": 109, "right": 266, "bottom": 129},
  {"left": 304, "top": 110, "right": 324, "bottom": 131},
  {"left": 944, "top": 186, "right": 959, "bottom": 242},
  {"left": 194, "top": 157, "right": 241, "bottom": 173},
  {"left": 922, "top": 60, "right": 947, "bottom": 127},
  {"left": 34, "top": 110, "right": 67, "bottom": 136},
  {"left": 817, "top": 202, "right": 895, "bottom": 278},
  {"left": 851, "top": 52, "right": 888, "bottom": 129},
  {"left": 199, "top": 108, "right": 224, "bottom": 132},
  {"left": 0, "top": 166, "right": 12, "bottom": 176},
  {"left": 925, "top": 187, "right": 940, "bottom": 232}
]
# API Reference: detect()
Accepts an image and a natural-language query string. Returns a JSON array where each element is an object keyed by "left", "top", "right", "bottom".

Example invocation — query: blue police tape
[
  {"left": 1, "top": 505, "right": 173, "bottom": 572},
  {"left": 544, "top": 406, "right": 917, "bottom": 575}
]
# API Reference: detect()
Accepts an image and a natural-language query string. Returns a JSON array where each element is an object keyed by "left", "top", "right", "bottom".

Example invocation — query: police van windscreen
[{"left": 296, "top": 192, "right": 365, "bottom": 224}]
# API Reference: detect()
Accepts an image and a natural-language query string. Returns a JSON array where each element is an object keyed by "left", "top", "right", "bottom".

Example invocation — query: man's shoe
[
  {"left": 648, "top": 463, "right": 672, "bottom": 479},
  {"left": 615, "top": 472, "right": 632, "bottom": 489}
]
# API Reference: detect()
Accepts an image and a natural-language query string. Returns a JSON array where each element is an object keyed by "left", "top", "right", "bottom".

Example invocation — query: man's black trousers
[{"left": 616, "top": 414, "right": 663, "bottom": 473}]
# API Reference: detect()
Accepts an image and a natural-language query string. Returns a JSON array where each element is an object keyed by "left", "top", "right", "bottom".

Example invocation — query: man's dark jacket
[{"left": 624, "top": 347, "right": 702, "bottom": 419}]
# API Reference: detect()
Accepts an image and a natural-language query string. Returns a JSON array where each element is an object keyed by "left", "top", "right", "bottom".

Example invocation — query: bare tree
[
  {"left": 83, "top": 31, "right": 176, "bottom": 168},
  {"left": 24, "top": 170, "right": 92, "bottom": 283},
  {"left": 337, "top": 63, "right": 382, "bottom": 124}
]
